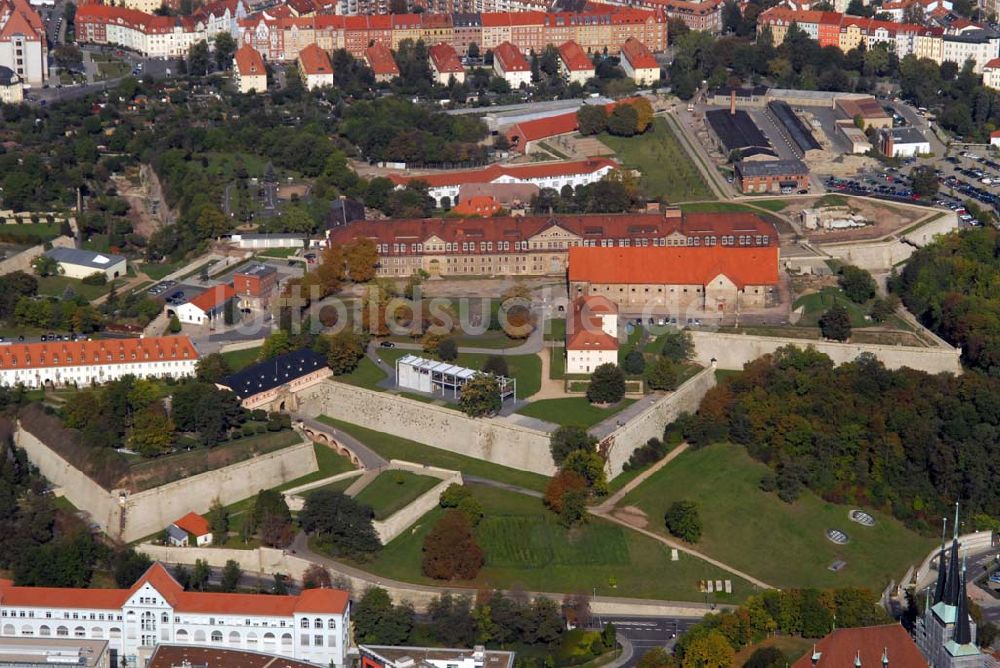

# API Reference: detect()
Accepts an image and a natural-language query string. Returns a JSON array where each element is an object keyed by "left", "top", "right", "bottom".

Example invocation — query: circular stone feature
[{"left": 826, "top": 528, "right": 850, "bottom": 545}]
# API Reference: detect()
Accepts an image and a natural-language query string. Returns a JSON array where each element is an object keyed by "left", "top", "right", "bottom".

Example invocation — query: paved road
[
  {"left": 583, "top": 615, "right": 702, "bottom": 668},
  {"left": 294, "top": 415, "right": 389, "bottom": 470}
]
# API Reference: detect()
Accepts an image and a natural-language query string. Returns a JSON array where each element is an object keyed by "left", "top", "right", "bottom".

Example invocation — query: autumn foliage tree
[
  {"left": 422, "top": 510, "right": 484, "bottom": 580},
  {"left": 344, "top": 237, "right": 378, "bottom": 283},
  {"left": 544, "top": 470, "right": 588, "bottom": 513}
]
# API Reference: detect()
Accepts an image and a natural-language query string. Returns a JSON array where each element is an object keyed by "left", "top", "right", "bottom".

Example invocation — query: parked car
[{"left": 379, "top": 341, "right": 396, "bottom": 348}]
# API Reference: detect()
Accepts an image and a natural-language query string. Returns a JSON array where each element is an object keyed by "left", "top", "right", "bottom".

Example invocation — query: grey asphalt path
[{"left": 294, "top": 415, "right": 388, "bottom": 470}]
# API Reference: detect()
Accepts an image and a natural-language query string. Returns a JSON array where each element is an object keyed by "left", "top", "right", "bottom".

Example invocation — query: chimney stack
[{"left": 730, "top": 89, "right": 736, "bottom": 115}]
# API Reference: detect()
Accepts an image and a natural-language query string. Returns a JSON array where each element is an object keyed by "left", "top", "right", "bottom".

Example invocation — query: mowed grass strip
[
  {"left": 354, "top": 485, "right": 753, "bottom": 602},
  {"left": 515, "top": 397, "right": 635, "bottom": 428},
  {"left": 621, "top": 442, "right": 935, "bottom": 590},
  {"left": 598, "top": 118, "right": 714, "bottom": 202},
  {"left": 353, "top": 470, "right": 440, "bottom": 520}
]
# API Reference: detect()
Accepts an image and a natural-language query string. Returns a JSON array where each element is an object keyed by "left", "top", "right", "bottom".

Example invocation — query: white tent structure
[{"left": 395, "top": 354, "right": 516, "bottom": 402}]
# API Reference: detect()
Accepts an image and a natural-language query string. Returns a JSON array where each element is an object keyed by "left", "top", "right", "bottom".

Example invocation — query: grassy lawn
[
  {"left": 304, "top": 475, "right": 359, "bottom": 497},
  {"left": 750, "top": 199, "right": 789, "bottom": 212},
  {"left": 82, "top": 235, "right": 110, "bottom": 252},
  {"left": 274, "top": 443, "right": 357, "bottom": 492},
  {"left": 0, "top": 222, "right": 61, "bottom": 241},
  {"left": 353, "top": 470, "right": 441, "bottom": 520},
  {"left": 544, "top": 318, "right": 566, "bottom": 342},
  {"left": 793, "top": 287, "right": 869, "bottom": 328},
  {"left": 621, "top": 443, "right": 936, "bottom": 589},
  {"left": 221, "top": 346, "right": 262, "bottom": 373},
  {"left": 516, "top": 398, "right": 636, "bottom": 428},
  {"left": 37, "top": 275, "right": 111, "bottom": 301},
  {"left": 257, "top": 248, "right": 300, "bottom": 258},
  {"left": 318, "top": 416, "right": 550, "bottom": 492},
  {"left": 356, "top": 485, "right": 751, "bottom": 602},
  {"left": 141, "top": 261, "right": 184, "bottom": 280},
  {"left": 96, "top": 60, "right": 130, "bottom": 80},
  {"left": 598, "top": 119, "right": 714, "bottom": 202},
  {"left": 377, "top": 348, "right": 541, "bottom": 399},
  {"left": 334, "top": 357, "right": 387, "bottom": 391}
]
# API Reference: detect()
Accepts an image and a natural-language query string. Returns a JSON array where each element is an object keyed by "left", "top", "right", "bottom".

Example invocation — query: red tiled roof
[
  {"left": 0, "top": 562, "right": 348, "bottom": 615},
  {"left": 452, "top": 195, "right": 502, "bottom": 217},
  {"left": 621, "top": 37, "right": 658, "bottom": 69},
  {"left": 991, "top": 129, "right": 1000, "bottom": 137},
  {"left": 234, "top": 44, "right": 265, "bottom": 76},
  {"left": 984, "top": 57, "right": 1000, "bottom": 69},
  {"left": 567, "top": 295, "right": 618, "bottom": 352},
  {"left": 149, "top": 646, "right": 318, "bottom": 668},
  {"left": 567, "top": 245, "right": 780, "bottom": 288},
  {"left": 387, "top": 158, "right": 618, "bottom": 188},
  {"left": 429, "top": 42, "right": 464, "bottom": 74},
  {"left": 365, "top": 41, "right": 399, "bottom": 76},
  {"left": 790, "top": 625, "right": 928, "bottom": 668},
  {"left": 0, "top": 336, "right": 197, "bottom": 372},
  {"left": 506, "top": 111, "right": 579, "bottom": 146},
  {"left": 480, "top": 13, "right": 512, "bottom": 27},
  {"left": 188, "top": 283, "right": 236, "bottom": 312},
  {"left": 494, "top": 41, "right": 530, "bottom": 72},
  {"left": 558, "top": 40, "right": 594, "bottom": 72},
  {"left": 298, "top": 43, "right": 333, "bottom": 76},
  {"left": 173, "top": 511, "right": 211, "bottom": 537}
]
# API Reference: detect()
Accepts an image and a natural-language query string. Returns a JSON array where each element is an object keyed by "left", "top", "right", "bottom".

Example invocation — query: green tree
[
  {"left": 682, "top": 630, "right": 734, "bottom": 668},
  {"left": 196, "top": 205, "right": 231, "bottom": 238},
  {"left": 188, "top": 40, "right": 211, "bottom": 76},
  {"left": 659, "top": 328, "right": 694, "bottom": 361},
  {"left": 869, "top": 294, "right": 900, "bottom": 323},
  {"left": 819, "top": 304, "right": 852, "bottom": 341},
  {"left": 437, "top": 337, "right": 458, "bottom": 362},
  {"left": 587, "top": 363, "right": 625, "bottom": 404},
  {"left": 664, "top": 500, "right": 701, "bottom": 543},
  {"left": 207, "top": 498, "right": 229, "bottom": 545},
  {"left": 549, "top": 425, "right": 598, "bottom": 466},
  {"left": 622, "top": 349, "right": 646, "bottom": 375},
  {"left": 195, "top": 353, "right": 232, "bottom": 383},
  {"left": 458, "top": 373, "right": 501, "bottom": 418},
  {"left": 325, "top": 330, "right": 366, "bottom": 375},
  {"left": 220, "top": 559, "right": 242, "bottom": 592},
  {"left": 214, "top": 32, "right": 237, "bottom": 71},
  {"left": 422, "top": 510, "right": 484, "bottom": 580},
  {"left": 578, "top": 105, "right": 608, "bottom": 135},
  {"left": 607, "top": 104, "right": 639, "bottom": 137},
  {"left": 354, "top": 586, "right": 415, "bottom": 644},
  {"left": 837, "top": 265, "right": 877, "bottom": 303},
  {"left": 111, "top": 549, "right": 152, "bottom": 588},
  {"left": 129, "top": 405, "right": 175, "bottom": 457},
  {"left": 645, "top": 357, "right": 680, "bottom": 391},
  {"left": 190, "top": 559, "right": 211, "bottom": 591},
  {"left": 562, "top": 449, "right": 608, "bottom": 496},
  {"left": 168, "top": 314, "right": 182, "bottom": 333},
  {"left": 909, "top": 165, "right": 939, "bottom": 197},
  {"left": 482, "top": 355, "right": 509, "bottom": 377},
  {"left": 31, "top": 255, "right": 59, "bottom": 277},
  {"left": 261, "top": 330, "right": 294, "bottom": 359},
  {"left": 299, "top": 489, "right": 381, "bottom": 557}
]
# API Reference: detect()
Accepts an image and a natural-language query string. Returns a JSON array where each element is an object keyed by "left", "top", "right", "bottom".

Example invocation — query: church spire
[
  {"left": 933, "top": 516, "right": 948, "bottom": 605},
  {"left": 954, "top": 556, "right": 973, "bottom": 645},
  {"left": 944, "top": 504, "right": 962, "bottom": 606}
]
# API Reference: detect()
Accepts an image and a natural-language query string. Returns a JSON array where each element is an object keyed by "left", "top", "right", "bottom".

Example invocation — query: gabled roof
[
  {"left": 428, "top": 42, "right": 464, "bottom": 74},
  {"left": 984, "top": 57, "right": 1000, "bottom": 70},
  {"left": 187, "top": 283, "right": 236, "bottom": 313},
  {"left": 298, "top": 43, "right": 333, "bottom": 76},
  {"left": 621, "top": 37, "right": 658, "bottom": 69},
  {"left": 790, "top": 625, "right": 927, "bottom": 667},
  {"left": 219, "top": 348, "right": 328, "bottom": 400},
  {"left": 567, "top": 295, "right": 618, "bottom": 352},
  {"left": 558, "top": 40, "right": 594, "bottom": 72},
  {"left": 567, "top": 245, "right": 780, "bottom": 288},
  {"left": 0, "top": 336, "right": 198, "bottom": 372},
  {"left": 365, "top": 41, "right": 399, "bottom": 76},
  {"left": 494, "top": 41, "right": 530, "bottom": 72},
  {"left": 234, "top": 44, "right": 265, "bottom": 76},
  {"left": 452, "top": 195, "right": 502, "bottom": 217},
  {"left": 45, "top": 247, "right": 125, "bottom": 270},
  {"left": 172, "top": 511, "right": 211, "bottom": 537},
  {"left": 507, "top": 111, "right": 579, "bottom": 145}
]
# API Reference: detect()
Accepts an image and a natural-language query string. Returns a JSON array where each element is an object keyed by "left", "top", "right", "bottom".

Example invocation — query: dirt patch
[
  {"left": 113, "top": 164, "right": 175, "bottom": 239},
  {"left": 782, "top": 196, "right": 926, "bottom": 244},
  {"left": 612, "top": 505, "right": 649, "bottom": 529}
]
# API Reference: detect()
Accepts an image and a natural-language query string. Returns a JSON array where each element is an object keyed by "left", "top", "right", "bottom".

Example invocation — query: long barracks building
[{"left": 326, "top": 210, "right": 777, "bottom": 278}]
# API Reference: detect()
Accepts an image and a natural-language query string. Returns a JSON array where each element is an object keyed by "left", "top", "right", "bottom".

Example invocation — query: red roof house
[
  {"left": 169, "top": 512, "right": 213, "bottom": 546},
  {"left": 365, "top": 41, "right": 399, "bottom": 82}
]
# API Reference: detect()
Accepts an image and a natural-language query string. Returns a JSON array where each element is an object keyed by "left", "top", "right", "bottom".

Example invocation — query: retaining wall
[
  {"left": 601, "top": 367, "right": 718, "bottom": 478},
  {"left": 0, "top": 236, "right": 74, "bottom": 276},
  {"left": 297, "top": 382, "right": 558, "bottom": 476},
  {"left": 15, "top": 421, "right": 318, "bottom": 542},
  {"left": 817, "top": 211, "right": 958, "bottom": 272},
  {"left": 370, "top": 461, "right": 462, "bottom": 544},
  {"left": 689, "top": 331, "right": 962, "bottom": 374}
]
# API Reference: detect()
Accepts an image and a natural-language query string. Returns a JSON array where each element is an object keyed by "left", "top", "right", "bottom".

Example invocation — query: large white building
[
  {"left": 565, "top": 295, "right": 618, "bottom": 375},
  {"left": 0, "top": 336, "right": 198, "bottom": 388},
  {"left": 172, "top": 284, "right": 236, "bottom": 326},
  {"left": 941, "top": 26, "right": 1000, "bottom": 74},
  {"left": 45, "top": 247, "right": 127, "bottom": 281},
  {"left": 0, "top": 563, "right": 351, "bottom": 668},
  {"left": 620, "top": 37, "right": 660, "bottom": 86},
  {"left": 387, "top": 158, "right": 619, "bottom": 208}
]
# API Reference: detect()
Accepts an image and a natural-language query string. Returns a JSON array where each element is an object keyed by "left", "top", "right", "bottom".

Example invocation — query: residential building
[
  {"left": 503, "top": 111, "right": 579, "bottom": 153},
  {"left": 191, "top": 0, "right": 249, "bottom": 39},
  {"left": 557, "top": 40, "right": 594, "bottom": 85},
  {"left": 792, "top": 625, "right": 929, "bottom": 667},
  {"left": 166, "top": 512, "right": 213, "bottom": 547},
  {"left": 879, "top": 126, "right": 930, "bottom": 157},
  {"left": 0, "top": 0, "right": 46, "bottom": 86},
  {"left": 567, "top": 244, "right": 780, "bottom": 313},
  {"left": 173, "top": 284, "right": 236, "bottom": 326},
  {"left": 149, "top": 646, "right": 319, "bottom": 668},
  {"left": 835, "top": 95, "right": 892, "bottom": 129},
  {"left": 386, "top": 157, "right": 619, "bottom": 207},
  {"left": 659, "top": 0, "right": 723, "bottom": 33},
  {"left": 0, "top": 63, "right": 22, "bottom": 103},
  {"left": 991, "top": 129, "right": 1000, "bottom": 146},
  {"left": 734, "top": 159, "right": 810, "bottom": 194},
  {"left": 75, "top": 5, "right": 201, "bottom": 59},
  {"left": 620, "top": 37, "right": 659, "bottom": 85},
  {"left": 326, "top": 210, "right": 778, "bottom": 279},
  {"left": 941, "top": 26, "right": 1000, "bottom": 73},
  {"left": 0, "top": 336, "right": 198, "bottom": 388},
  {"left": 493, "top": 41, "right": 531, "bottom": 88},
  {"left": 234, "top": 44, "right": 267, "bottom": 93},
  {"left": 565, "top": 295, "right": 618, "bottom": 374},
  {"left": 983, "top": 56, "right": 1000, "bottom": 89},
  {"left": 365, "top": 41, "right": 399, "bottom": 82},
  {"left": 452, "top": 195, "right": 502, "bottom": 216},
  {"left": 457, "top": 183, "right": 539, "bottom": 209},
  {"left": 915, "top": 507, "right": 995, "bottom": 668},
  {"left": 44, "top": 248, "right": 127, "bottom": 281},
  {"left": 218, "top": 348, "right": 331, "bottom": 410},
  {"left": 233, "top": 263, "right": 279, "bottom": 310},
  {"left": 428, "top": 41, "right": 464, "bottom": 84},
  {"left": 0, "top": 563, "right": 350, "bottom": 668},
  {"left": 0, "top": 638, "right": 111, "bottom": 668},
  {"left": 298, "top": 43, "right": 334, "bottom": 89},
  {"left": 360, "top": 645, "right": 515, "bottom": 668},
  {"left": 230, "top": 233, "right": 312, "bottom": 249}
]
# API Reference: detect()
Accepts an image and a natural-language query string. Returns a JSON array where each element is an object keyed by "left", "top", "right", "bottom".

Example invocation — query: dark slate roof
[
  {"left": 705, "top": 109, "right": 771, "bottom": 153},
  {"left": 327, "top": 198, "right": 366, "bottom": 228},
  {"left": 736, "top": 159, "right": 809, "bottom": 178},
  {"left": 713, "top": 84, "right": 768, "bottom": 98},
  {"left": 885, "top": 127, "right": 929, "bottom": 144},
  {"left": 0, "top": 66, "right": 17, "bottom": 86},
  {"left": 220, "top": 348, "right": 328, "bottom": 399},
  {"left": 767, "top": 100, "right": 821, "bottom": 152}
]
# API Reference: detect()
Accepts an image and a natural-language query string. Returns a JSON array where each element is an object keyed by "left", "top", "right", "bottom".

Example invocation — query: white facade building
[
  {"left": 941, "top": 27, "right": 1000, "bottom": 73},
  {"left": 493, "top": 41, "right": 532, "bottom": 89},
  {"left": 880, "top": 126, "right": 931, "bottom": 158},
  {"left": 0, "top": 0, "right": 47, "bottom": 87},
  {"left": 0, "top": 336, "right": 198, "bottom": 389},
  {"left": 230, "top": 233, "right": 311, "bottom": 249},
  {"left": 45, "top": 247, "right": 127, "bottom": 281},
  {"left": 565, "top": 295, "right": 619, "bottom": 375},
  {"left": 172, "top": 284, "right": 235, "bottom": 326},
  {"left": 0, "top": 563, "right": 350, "bottom": 668}
]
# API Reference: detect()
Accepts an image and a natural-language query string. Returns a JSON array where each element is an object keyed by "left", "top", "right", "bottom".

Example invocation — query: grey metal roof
[
  {"left": 238, "top": 233, "right": 307, "bottom": 240},
  {"left": 885, "top": 127, "right": 929, "bottom": 144},
  {"left": 705, "top": 109, "right": 771, "bottom": 153},
  {"left": 166, "top": 525, "right": 189, "bottom": 543},
  {"left": 0, "top": 66, "right": 17, "bottom": 86},
  {"left": 235, "top": 263, "right": 277, "bottom": 278},
  {"left": 45, "top": 247, "right": 126, "bottom": 270},
  {"left": 767, "top": 100, "right": 821, "bottom": 153}
]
